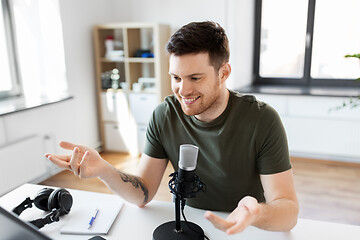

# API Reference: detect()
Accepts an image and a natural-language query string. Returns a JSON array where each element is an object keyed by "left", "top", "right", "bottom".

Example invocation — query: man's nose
[{"left": 178, "top": 80, "right": 192, "bottom": 96}]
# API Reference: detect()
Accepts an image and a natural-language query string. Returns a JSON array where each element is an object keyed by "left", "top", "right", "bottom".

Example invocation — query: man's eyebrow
[{"left": 168, "top": 72, "right": 205, "bottom": 77}]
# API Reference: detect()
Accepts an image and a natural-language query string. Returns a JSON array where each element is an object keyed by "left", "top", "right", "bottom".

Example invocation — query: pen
[{"left": 88, "top": 208, "right": 99, "bottom": 229}]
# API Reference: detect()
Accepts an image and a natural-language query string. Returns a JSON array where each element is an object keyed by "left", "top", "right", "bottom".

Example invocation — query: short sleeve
[{"left": 255, "top": 105, "right": 291, "bottom": 174}]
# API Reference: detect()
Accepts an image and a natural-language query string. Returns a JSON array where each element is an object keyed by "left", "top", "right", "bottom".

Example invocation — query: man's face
[{"left": 169, "top": 52, "right": 225, "bottom": 121}]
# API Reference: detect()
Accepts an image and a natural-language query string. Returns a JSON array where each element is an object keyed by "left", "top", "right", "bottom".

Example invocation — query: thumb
[
  {"left": 79, "top": 151, "right": 90, "bottom": 178},
  {"left": 239, "top": 196, "right": 259, "bottom": 215}
]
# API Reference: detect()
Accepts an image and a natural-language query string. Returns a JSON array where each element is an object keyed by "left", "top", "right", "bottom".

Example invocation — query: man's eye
[
  {"left": 172, "top": 76, "right": 180, "bottom": 81},
  {"left": 191, "top": 77, "right": 200, "bottom": 81}
]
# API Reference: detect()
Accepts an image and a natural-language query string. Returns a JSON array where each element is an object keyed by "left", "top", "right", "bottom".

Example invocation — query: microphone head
[{"left": 179, "top": 144, "right": 199, "bottom": 171}]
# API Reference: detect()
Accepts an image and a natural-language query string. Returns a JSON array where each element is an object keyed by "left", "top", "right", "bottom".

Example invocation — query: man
[{"left": 46, "top": 21, "right": 298, "bottom": 235}]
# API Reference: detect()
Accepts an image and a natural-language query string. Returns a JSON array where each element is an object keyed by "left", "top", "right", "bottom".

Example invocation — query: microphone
[
  {"left": 176, "top": 144, "right": 199, "bottom": 198},
  {"left": 153, "top": 144, "right": 208, "bottom": 240}
]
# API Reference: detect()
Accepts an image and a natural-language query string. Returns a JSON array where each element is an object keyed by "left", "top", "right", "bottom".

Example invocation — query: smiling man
[
  {"left": 145, "top": 21, "right": 299, "bottom": 234},
  {"left": 46, "top": 21, "right": 298, "bottom": 236}
]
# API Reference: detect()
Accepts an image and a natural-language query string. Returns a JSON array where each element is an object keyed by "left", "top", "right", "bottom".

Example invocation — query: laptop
[{"left": 0, "top": 205, "right": 51, "bottom": 240}]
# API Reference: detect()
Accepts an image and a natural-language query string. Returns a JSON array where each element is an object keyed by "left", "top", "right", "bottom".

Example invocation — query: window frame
[{"left": 253, "top": 0, "right": 360, "bottom": 88}]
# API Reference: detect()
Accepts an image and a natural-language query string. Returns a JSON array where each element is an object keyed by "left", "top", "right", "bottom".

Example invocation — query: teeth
[{"left": 183, "top": 97, "right": 197, "bottom": 103}]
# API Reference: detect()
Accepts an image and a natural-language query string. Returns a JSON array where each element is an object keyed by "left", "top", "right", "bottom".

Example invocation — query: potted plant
[{"left": 337, "top": 54, "right": 360, "bottom": 109}]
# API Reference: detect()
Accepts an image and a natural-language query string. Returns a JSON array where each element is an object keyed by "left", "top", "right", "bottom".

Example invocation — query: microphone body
[
  {"left": 177, "top": 169, "right": 195, "bottom": 198},
  {"left": 176, "top": 145, "right": 198, "bottom": 199}
]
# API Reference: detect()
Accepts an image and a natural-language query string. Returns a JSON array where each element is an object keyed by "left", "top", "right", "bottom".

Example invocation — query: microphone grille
[{"left": 179, "top": 144, "right": 199, "bottom": 171}]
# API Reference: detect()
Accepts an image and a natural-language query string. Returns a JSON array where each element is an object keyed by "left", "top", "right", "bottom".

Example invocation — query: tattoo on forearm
[{"left": 118, "top": 171, "right": 149, "bottom": 204}]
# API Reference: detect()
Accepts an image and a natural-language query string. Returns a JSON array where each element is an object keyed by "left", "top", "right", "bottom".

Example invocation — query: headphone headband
[
  {"left": 12, "top": 197, "right": 34, "bottom": 216},
  {"left": 12, "top": 187, "right": 73, "bottom": 229}
]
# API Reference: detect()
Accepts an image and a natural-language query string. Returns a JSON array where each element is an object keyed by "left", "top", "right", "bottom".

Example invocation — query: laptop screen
[{"left": 0, "top": 206, "right": 51, "bottom": 240}]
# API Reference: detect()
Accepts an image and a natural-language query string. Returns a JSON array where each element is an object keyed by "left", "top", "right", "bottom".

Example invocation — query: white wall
[{"left": 252, "top": 94, "right": 360, "bottom": 163}]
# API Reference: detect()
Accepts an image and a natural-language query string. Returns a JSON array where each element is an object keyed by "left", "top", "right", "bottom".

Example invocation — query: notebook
[{"left": 60, "top": 192, "right": 124, "bottom": 235}]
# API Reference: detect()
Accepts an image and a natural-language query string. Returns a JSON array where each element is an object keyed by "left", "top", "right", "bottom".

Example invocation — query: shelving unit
[{"left": 93, "top": 22, "right": 171, "bottom": 155}]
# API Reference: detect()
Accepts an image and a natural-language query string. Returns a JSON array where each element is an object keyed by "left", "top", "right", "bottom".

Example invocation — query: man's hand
[
  {"left": 205, "top": 170, "right": 299, "bottom": 234},
  {"left": 204, "top": 196, "right": 260, "bottom": 235},
  {"left": 45, "top": 141, "right": 111, "bottom": 179}
]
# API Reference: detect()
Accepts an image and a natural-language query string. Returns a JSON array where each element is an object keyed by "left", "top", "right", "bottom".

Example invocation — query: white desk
[{"left": 1, "top": 183, "right": 359, "bottom": 240}]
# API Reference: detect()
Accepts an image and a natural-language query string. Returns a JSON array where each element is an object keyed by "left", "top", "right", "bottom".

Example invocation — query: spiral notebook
[{"left": 60, "top": 191, "right": 124, "bottom": 235}]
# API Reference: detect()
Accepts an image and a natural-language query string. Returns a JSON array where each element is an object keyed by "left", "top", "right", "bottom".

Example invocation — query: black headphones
[{"left": 12, "top": 187, "right": 73, "bottom": 229}]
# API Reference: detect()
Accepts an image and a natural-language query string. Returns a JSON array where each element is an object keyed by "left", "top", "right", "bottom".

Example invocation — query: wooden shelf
[
  {"left": 93, "top": 22, "right": 171, "bottom": 154},
  {"left": 100, "top": 58, "right": 125, "bottom": 62},
  {"left": 127, "top": 57, "right": 155, "bottom": 63}
]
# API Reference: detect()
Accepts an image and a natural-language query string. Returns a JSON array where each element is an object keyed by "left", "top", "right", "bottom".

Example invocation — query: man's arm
[
  {"left": 253, "top": 169, "right": 299, "bottom": 231},
  {"left": 204, "top": 169, "right": 299, "bottom": 234},
  {"left": 99, "top": 153, "right": 169, "bottom": 207},
  {"left": 46, "top": 141, "right": 168, "bottom": 208}
]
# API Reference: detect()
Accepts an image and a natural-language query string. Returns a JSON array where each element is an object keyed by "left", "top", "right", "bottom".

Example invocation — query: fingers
[
  {"left": 204, "top": 211, "right": 235, "bottom": 232},
  {"left": 223, "top": 198, "right": 260, "bottom": 235},
  {"left": 59, "top": 141, "right": 77, "bottom": 150},
  {"left": 46, "top": 148, "right": 90, "bottom": 178},
  {"left": 45, "top": 154, "right": 71, "bottom": 161},
  {"left": 226, "top": 220, "right": 247, "bottom": 235},
  {"left": 225, "top": 207, "right": 251, "bottom": 234},
  {"left": 46, "top": 154, "right": 71, "bottom": 170},
  {"left": 205, "top": 198, "right": 260, "bottom": 235},
  {"left": 70, "top": 147, "right": 82, "bottom": 176}
]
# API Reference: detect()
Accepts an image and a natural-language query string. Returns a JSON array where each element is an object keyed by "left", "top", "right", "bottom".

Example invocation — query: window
[
  {"left": 254, "top": 0, "right": 360, "bottom": 87},
  {"left": 0, "top": 0, "right": 20, "bottom": 99},
  {"left": 0, "top": 0, "right": 68, "bottom": 102}
]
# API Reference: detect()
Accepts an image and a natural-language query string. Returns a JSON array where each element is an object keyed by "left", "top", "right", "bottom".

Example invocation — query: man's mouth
[{"left": 182, "top": 96, "right": 200, "bottom": 104}]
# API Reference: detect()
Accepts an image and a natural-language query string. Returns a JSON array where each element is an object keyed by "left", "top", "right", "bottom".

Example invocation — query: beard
[{"left": 176, "top": 82, "right": 222, "bottom": 118}]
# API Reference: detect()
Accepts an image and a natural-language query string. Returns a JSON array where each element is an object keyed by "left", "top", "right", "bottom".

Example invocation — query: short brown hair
[{"left": 166, "top": 21, "right": 230, "bottom": 71}]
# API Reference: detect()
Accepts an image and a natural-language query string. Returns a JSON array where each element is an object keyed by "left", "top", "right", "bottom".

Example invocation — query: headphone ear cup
[
  {"left": 33, "top": 188, "right": 54, "bottom": 211},
  {"left": 48, "top": 188, "right": 73, "bottom": 216}
]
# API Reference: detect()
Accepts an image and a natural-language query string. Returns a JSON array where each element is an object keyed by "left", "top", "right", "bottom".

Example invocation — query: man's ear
[{"left": 219, "top": 63, "right": 231, "bottom": 84}]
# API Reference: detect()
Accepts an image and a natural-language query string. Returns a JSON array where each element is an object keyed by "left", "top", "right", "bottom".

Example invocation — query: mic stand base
[{"left": 153, "top": 220, "right": 204, "bottom": 240}]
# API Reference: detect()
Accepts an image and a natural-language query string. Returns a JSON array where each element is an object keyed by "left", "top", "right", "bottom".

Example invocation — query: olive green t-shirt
[{"left": 143, "top": 90, "right": 291, "bottom": 212}]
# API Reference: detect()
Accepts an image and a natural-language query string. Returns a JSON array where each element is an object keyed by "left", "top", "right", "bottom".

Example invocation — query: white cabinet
[
  {"left": 128, "top": 93, "right": 158, "bottom": 153},
  {"left": 101, "top": 92, "right": 118, "bottom": 122},
  {"left": 101, "top": 91, "right": 138, "bottom": 154},
  {"left": 250, "top": 93, "right": 360, "bottom": 162},
  {"left": 101, "top": 91, "right": 130, "bottom": 122},
  {"left": 104, "top": 123, "right": 128, "bottom": 152},
  {"left": 100, "top": 91, "right": 155, "bottom": 155},
  {"left": 137, "top": 124, "right": 147, "bottom": 154},
  {"left": 129, "top": 93, "right": 158, "bottom": 124}
]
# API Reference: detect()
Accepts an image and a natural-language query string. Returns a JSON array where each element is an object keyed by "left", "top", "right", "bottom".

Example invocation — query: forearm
[
  {"left": 253, "top": 198, "right": 299, "bottom": 231},
  {"left": 98, "top": 163, "right": 150, "bottom": 207}
]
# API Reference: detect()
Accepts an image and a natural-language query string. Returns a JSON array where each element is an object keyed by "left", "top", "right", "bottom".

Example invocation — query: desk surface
[{"left": 1, "top": 184, "right": 359, "bottom": 240}]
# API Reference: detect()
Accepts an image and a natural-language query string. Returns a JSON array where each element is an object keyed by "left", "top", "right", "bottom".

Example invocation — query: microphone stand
[
  {"left": 152, "top": 172, "right": 205, "bottom": 240},
  {"left": 175, "top": 195, "right": 182, "bottom": 233}
]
